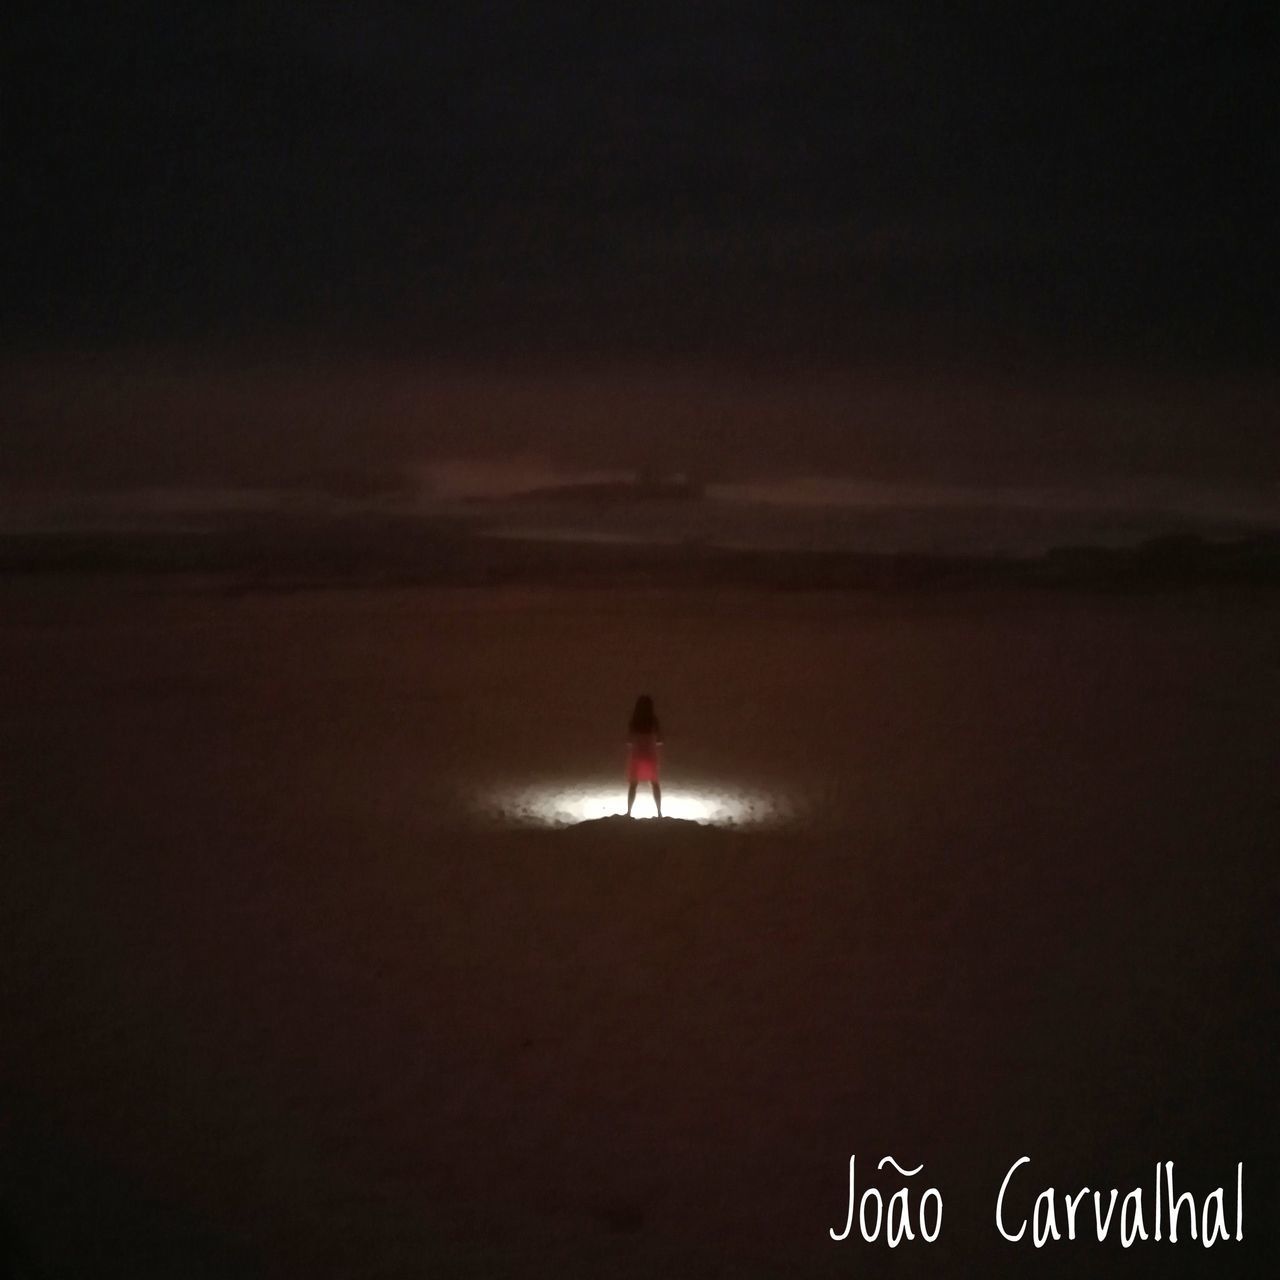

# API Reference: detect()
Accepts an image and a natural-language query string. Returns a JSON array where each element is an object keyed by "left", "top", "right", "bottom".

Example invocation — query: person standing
[{"left": 626, "top": 694, "right": 663, "bottom": 817}]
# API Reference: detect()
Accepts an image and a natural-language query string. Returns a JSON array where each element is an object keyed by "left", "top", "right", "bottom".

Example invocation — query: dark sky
[{"left": 4, "top": 2, "right": 1277, "bottom": 490}]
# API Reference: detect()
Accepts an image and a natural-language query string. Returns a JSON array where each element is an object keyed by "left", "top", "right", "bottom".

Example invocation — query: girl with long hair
[{"left": 626, "top": 694, "right": 663, "bottom": 817}]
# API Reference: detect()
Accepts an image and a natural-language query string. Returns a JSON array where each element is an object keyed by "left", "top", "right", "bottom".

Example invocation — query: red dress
[{"left": 627, "top": 730, "right": 661, "bottom": 782}]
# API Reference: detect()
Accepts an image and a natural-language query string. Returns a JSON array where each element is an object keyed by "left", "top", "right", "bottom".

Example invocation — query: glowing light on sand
[{"left": 486, "top": 780, "right": 784, "bottom": 828}]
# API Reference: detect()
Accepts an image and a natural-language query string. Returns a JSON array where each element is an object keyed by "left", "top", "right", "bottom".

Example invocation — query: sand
[{"left": 1, "top": 579, "right": 1277, "bottom": 1277}]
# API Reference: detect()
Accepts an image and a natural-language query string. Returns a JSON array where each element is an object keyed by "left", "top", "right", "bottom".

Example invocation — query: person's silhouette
[{"left": 626, "top": 694, "right": 663, "bottom": 817}]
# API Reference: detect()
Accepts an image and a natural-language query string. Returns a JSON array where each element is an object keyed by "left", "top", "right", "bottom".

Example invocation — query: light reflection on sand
[{"left": 486, "top": 779, "right": 786, "bottom": 827}]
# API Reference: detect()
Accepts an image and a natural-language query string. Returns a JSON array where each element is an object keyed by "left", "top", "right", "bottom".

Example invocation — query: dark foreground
[{"left": 1, "top": 580, "right": 1277, "bottom": 1277}]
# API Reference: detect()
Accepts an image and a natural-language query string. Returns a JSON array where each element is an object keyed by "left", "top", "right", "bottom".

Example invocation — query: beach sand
[{"left": 2, "top": 580, "right": 1277, "bottom": 1276}]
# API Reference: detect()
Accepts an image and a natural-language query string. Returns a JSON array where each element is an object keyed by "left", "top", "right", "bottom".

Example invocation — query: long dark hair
[{"left": 629, "top": 694, "right": 659, "bottom": 735}]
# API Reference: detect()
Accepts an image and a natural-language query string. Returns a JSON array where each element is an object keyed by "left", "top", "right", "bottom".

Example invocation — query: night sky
[{"left": 5, "top": 3, "right": 1277, "bottom": 490}]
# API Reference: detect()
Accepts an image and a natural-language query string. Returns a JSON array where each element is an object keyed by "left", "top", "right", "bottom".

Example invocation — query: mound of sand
[{"left": 566, "top": 815, "right": 710, "bottom": 832}]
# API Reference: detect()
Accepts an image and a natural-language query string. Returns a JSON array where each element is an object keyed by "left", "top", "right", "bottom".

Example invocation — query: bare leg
[
  {"left": 626, "top": 781, "right": 637, "bottom": 816},
  {"left": 652, "top": 781, "right": 662, "bottom": 818}
]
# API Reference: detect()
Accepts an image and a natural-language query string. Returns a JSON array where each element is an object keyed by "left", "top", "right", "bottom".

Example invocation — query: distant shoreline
[{"left": 3, "top": 524, "right": 1279, "bottom": 593}]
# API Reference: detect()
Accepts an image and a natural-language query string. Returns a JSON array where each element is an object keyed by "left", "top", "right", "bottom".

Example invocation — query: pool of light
[{"left": 485, "top": 779, "right": 785, "bottom": 828}]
